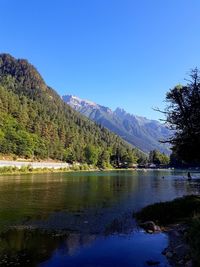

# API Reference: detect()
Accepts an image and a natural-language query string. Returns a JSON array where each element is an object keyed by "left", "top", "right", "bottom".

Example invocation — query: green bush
[
  {"left": 135, "top": 195, "right": 200, "bottom": 225},
  {"left": 0, "top": 166, "right": 14, "bottom": 174}
]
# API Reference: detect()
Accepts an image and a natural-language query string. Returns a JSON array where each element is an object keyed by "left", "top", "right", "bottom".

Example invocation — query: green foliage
[
  {"left": 98, "top": 150, "right": 111, "bottom": 169},
  {"left": 79, "top": 163, "right": 91, "bottom": 171},
  {"left": 165, "top": 68, "right": 200, "bottom": 165},
  {"left": 122, "top": 149, "right": 138, "bottom": 167},
  {"left": 135, "top": 195, "right": 200, "bottom": 225},
  {"left": 84, "top": 145, "right": 99, "bottom": 165},
  {"left": 0, "top": 53, "right": 139, "bottom": 167},
  {"left": 149, "top": 150, "right": 170, "bottom": 165},
  {"left": 0, "top": 165, "right": 33, "bottom": 174},
  {"left": 0, "top": 166, "right": 18, "bottom": 174}
]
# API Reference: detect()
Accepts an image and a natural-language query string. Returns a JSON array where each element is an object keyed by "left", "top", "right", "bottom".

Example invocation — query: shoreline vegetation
[
  {"left": 0, "top": 156, "right": 172, "bottom": 176},
  {"left": 0, "top": 164, "right": 159, "bottom": 176},
  {"left": 0, "top": 161, "right": 138, "bottom": 175},
  {"left": 0, "top": 159, "right": 197, "bottom": 176},
  {"left": 135, "top": 195, "right": 200, "bottom": 266},
  {"left": 0, "top": 164, "right": 100, "bottom": 176}
]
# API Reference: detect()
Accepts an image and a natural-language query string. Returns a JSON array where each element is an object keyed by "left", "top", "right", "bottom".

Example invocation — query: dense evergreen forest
[{"left": 0, "top": 53, "right": 143, "bottom": 168}]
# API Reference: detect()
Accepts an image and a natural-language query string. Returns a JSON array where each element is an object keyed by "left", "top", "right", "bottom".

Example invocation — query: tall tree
[
  {"left": 149, "top": 150, "right": 169, "bottom": 165},
  {"left": 164, "top": 68, "right": 200, "bottom": 165}
]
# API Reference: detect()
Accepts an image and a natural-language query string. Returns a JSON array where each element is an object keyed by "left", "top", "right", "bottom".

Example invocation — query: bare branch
[{"left": 152, "top": 107, "right": 168, "bottom": 114}]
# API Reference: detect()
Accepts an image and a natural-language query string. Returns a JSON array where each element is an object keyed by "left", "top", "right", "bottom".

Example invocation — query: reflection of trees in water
[
  {"left": 0, "top": 172, "right": 139, "bottom": 231},
  {"left": 0, "top": 171, "right": 199, "bottom": 266},
  {"left": 0, "top": 229, "right": 63, "bottom": 267},
  {"left": 0, "top": 173, "right": 199, "bottom": 239},
  {"left": 0, "top": 211, "right": 136, "bottom": 267},
  {"left": 65, "top": 233, "right": 96, "bottom": 256},
  {"left": 0, "top": 229, "right": 97, "bottom": 267},
  {"left": 104, "top": 212, "right": 137, "bottom": 235}
]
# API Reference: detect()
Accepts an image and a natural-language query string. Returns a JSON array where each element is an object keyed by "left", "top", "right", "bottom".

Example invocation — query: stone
[
  {"left": 146, "top": 260, "right": 160, "bottom": 266},
  {"left": 147, "top": 230, "right": 154, "bottom": 234},
  {"left": 140, "top": 221, "right": 161, "bottom": 233},
  {"left": 174, "top": 230, "right": 181, "bottom": 237},
  {"left": 166, "top": 251, "right": 173, "bottom": 258},
  {"left": 161, "top": 248, "right": 167, "bottom": 255},
  {"left": 185, "top": 260, "right": 193, "bottom": 267},
  {"left": 174, "top": 244, "right": 189, "bottom": 258}
]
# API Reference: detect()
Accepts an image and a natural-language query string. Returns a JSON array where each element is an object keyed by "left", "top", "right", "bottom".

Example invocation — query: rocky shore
[
  {"left": 135, "top": 195, "right": 200, "bottom": 267},
  {"left": 139, "top": 221, "right": 192, "bottom": 266},
  {"left": 162, "top": 224, "right": 192, "bottom": 267}
]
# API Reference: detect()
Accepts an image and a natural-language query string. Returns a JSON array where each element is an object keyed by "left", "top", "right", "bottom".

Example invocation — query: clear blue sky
[{"left": 1, "top": 0, "right": 200, "bottom": 120}]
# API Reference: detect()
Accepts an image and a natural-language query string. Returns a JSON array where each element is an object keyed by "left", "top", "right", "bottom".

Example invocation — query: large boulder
[{"left": 139, "top": 221, "right": 161, "bottom": 233}]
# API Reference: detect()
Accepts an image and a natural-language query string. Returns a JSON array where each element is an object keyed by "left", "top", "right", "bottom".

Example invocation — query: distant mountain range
[{"left": 63, "top": 95, "right": 172, "bottom": 154}]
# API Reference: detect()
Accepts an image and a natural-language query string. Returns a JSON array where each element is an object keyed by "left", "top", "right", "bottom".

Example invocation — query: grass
[
  {"left": 135, "top": 195, "right": 200, "bottom": 225},
  {"left": 0, "top": 163, "right": 97, "bottom": 175}
]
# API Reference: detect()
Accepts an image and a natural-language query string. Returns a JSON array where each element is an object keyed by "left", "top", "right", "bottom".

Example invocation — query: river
[{"left": 0, "top": 169, "right": 199, "bottom": 267}]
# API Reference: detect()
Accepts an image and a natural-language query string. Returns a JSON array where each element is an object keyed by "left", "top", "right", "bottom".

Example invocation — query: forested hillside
[{"left": 0, "top": 54, "right": 141, "bottom": 167}]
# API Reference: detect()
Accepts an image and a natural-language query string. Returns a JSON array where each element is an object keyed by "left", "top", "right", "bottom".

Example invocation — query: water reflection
[
  {"left": 0, "top": 170, "right": 199, "bottom": 232},
  {"left": 0, "top": 229, "right": 169, "bottom": 267},
  {"left": 0, "top": 170, "right": 199, "bottom": 266}
]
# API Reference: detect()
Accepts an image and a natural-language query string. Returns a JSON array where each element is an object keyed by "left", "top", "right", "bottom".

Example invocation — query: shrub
[{"left": 135, "top": 195, "right": 200, "bottom": 225}]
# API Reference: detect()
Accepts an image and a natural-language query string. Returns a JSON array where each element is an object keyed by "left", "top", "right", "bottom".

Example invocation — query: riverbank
[
  {"left": 0, "top": 163, "right": 100, "bottom": 175},
  {"left": 135, "top": 195, "right": 200, "bottom": 266},
  {"left": 0, "top": 160, "right": 140, "bottom": 175}
]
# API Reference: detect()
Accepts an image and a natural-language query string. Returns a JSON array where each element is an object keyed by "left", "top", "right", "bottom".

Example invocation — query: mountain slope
[
  {"left": 63, "top": 95, "right": 171, "bottom": 154},
  {"left": 0, "top": 54, "right": 139, "bottom": 166}
]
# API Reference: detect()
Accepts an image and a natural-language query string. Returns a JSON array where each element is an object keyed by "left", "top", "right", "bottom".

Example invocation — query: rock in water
[
  {"left": 146, "top": 260, "right": 160, "bottom": 266},
  {"left": 140, "top": 221, "right": 161, "bottom": 233}
]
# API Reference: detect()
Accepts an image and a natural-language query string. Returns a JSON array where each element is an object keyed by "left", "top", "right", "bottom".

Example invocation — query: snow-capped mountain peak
[
  {"left": 63, "top": 95, "right": 98, "bottom": 110},
  {"left": 62, "top": 94, "right": 171, "bottom": 154}
]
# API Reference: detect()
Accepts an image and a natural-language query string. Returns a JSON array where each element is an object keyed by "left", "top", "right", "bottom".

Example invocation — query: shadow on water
[{"left": 0, "top": 170, "right": 199, "bottom": 266}]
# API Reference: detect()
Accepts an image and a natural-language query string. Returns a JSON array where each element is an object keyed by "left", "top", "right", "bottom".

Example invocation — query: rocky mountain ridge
[{"left": 63, "top": 95, "right": 171, "bottom": 154}]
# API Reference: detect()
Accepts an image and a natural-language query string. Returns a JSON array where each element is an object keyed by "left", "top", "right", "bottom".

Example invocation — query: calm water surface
[{"left": 0, "top": 170, "right": 199, "bottom": 267}]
